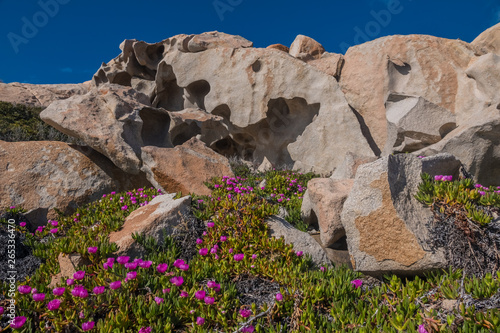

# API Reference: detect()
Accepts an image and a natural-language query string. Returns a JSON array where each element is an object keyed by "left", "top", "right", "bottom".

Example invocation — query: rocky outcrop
[
  {"left": 340, "top": 35, "right": 475, "bottom": 152},
  {"left": 141, "top": 138, "right": 234, "bottom": 196},
  {"left": 340, "top": 154, "right": 461, "bottom": 276},
  {"left": 0, "top": 140, "right": 150, "bottom": 226},
  {"left": 472, "top": 22, "right": 500, "bottom": 55},
  {"left": 266, "top": 44, "right": 289, "bottom": 52},
  {"left": 301, "top": 178, "right": 353, "bottom": 248},
  {"left": 289, "top": 35, "right": 325, "bottom": 61},
  {"left": 49, "top": 253, "right": 90, "bottom": 288},
  {"left": 330, "top": 153, "right": 377, "bottom": 180},
  {"left": 180, "top": 31, "right": 253, "bottom": 53},
  {"left": 307, "top": 53, "right": 344, "bottom": 80},
  {"left": 266, "top": 215, "right": 331, "bottom": 267},
  {"left": 0, "top": 82, "right": 88, "bottom": 108},
  {"left": 109, "top": 194, "right": 191, "bottom": 257}
]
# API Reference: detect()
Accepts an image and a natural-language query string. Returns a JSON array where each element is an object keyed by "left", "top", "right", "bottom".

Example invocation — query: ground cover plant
[{"left": 0, "top": 169, "right": 499, "bottom": 332}]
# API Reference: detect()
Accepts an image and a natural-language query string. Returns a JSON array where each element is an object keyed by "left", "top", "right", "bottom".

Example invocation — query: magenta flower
[
  {"left": 180, "top": 290, "right": 189, "bottom": 297},
  {"left": 82, "top": 321, "right": 95, "bottom": 331},
  {"left": 241, "top": 325, "right": 255, "bottom": 333},
  {"left": 418, "top": 325, "right": 429, "bottom": 333},
  {"left": 296, "top": 251, "right": 303, "bottom": 257},
  {"left": 107, "top": 257, "right": 115, "bottom": 264},
  {"left": 443, "top": 175, "right": 453, "bottom": 181},
  {"left": 210, "top": 247, "right": 218, "bottom": 254},
  {"left": 18, "top": 285, "right": 31, "bottom": 294},
  {"left": 93, "top": 286, "right": 105, "bottom": 295},
  {"left": 196, "top": 317, "right": 205, "bottom": 325},
  {"left": 50, "top": 228, "right": 58, "bottom": 234},
  {"left": 155, "top": 296, "right": 164, "bottom": 305},
  {"left": 47, "top": 299, "right": 62, "bottom": 311},
  {"left": 139, "top": 260, "right": 152, "bottom": 268},
  {"left": 121, "top": 205, "right": 128, "bottom": 211},
  {"left": 157, "top": 263, "right": 168, "bottom": 273},
  {"left": 220, "top": 235, "right": 227, "bottom": 242},
  {"left": 163, "top": 288, "right": 170, "bottom": 293},
  {"left": 0, "top": 307, "right": 3, "bottom": 315},
  {"left": 117, "top": 256, "right": 130, "bottom": 264},
  {"left": 170, "top": 276, "right": 184, "bottom": 286},
  {"left": 233, "top": 253, "right": 244, "bottom": 261},
  {"left": 276, "top": 292, "right": 283, "bottom": 301},
  {"left": 66, "top": 278, "right": 75, "bottom": 286},
  {"left": 351, "top": 279, "right": 363, "bottom": 288},
  {"left": 73, "top": 270, "right": 85, "bottom": 280},
  {"left": 229, "top": 248, "right": 234, "bottom": 253},
  {"left": 196, "top": 238, "right": 203, "bottom": 244},
  {"left": 320, "top": 266, "right": 325, "bottom": 272},
  {"left": 19, "top": 222, "right": 26, "bottom": 227},
  {"left": 240, "top": 309, "right": 252, "bottom": 318},
  {"left": 50, "top": 220, "right": 58, "bottom": 226},
  {"left": 139, "top": 327, "right": 152, "bottom": 333},
  {"left": 71, "top": 286, "right": 89, "bottom": 298},
  {"left": 88, "top": 247, "right": 98, "bottom": 254},
  {"left": 204, "top": 296, "right": 215, "bottom": 304},
  {"left": 207, "top": 222, "right": 215, "bottom": 228},
  {"left": 33, "top": 293, "right": 45, "bottom": 302},
  {"left": 207, "top": 281, "right": 220, "bottom": 291},
  {"left": 199, "top": 248, "right": 208, "bottom": 256},
  {"left": 479, "top": 191, "right": 486, "bottom": 196},
  {"left": 10, "top": 316, "right": 27, "bottom": 329},
  {"left": 195, "top": 290, "right": 206, "bottom": 300},
  {"left": 125, "top": 262, "right": 138, "bottom": 270},
  {"left": 179, "top": 264, "right": 189, "bottom": 271},
  {"left": 110, "top": 281, "right": 122, "bottom": 290},
  {"left": 434, "top": 175, "right": 443, "bottom": 181},
  {"left": 173, "top": 259, "right": 185, "bottom": 268},
  {"left": 252, "top": 254, "right": 257, "bottom": 260},
  {"left": 103, "top": 262, "right": 112, "bottom": 270},
  {"left": 126, "top": 271, "right": 137, "bottom": 280}
]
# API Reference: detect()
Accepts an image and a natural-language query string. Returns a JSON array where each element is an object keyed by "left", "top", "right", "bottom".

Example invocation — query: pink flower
[
  {"left": 173, "top": 259, "right": 185, "bottom": 268},
  {"left": 195, "top": 290, "right": 206, "bottom": 300},
  {"left": 103, "top": 262, "right": 113, "bottom": 270},
  {"left": 210, "top": 247, "right": 218, "bottom": 254},
  {"left": 199, "top": 248, "right": 208, "bottom": 256},
  {"left": 126, "top": 271, "right": 137, "bottom": 280},
  {"left": 18, "top": 285, "right": 31, "bottom": 294},
  {"left": 179, "top": 264, "right": 189, "bottom": 271},
  {"left": 155, "top": 297, "right": 164, "bottom": 304},
  {"left": 162, "top": 288, "right": 170, "bottom": 293},
  {"left": 196, "top": 317, "right": 205, "bottom": 325},
  {"left": 351, "top": 279, "right": 363, "bottom": 288},
  {"left": 242, "top": 325, "right": 255, "bottom": 332},
  {"left": 196, "top": 238, "right": 203, "bottom": 244},
  {"left": 204, "top": 296, "right": 215, "bottom": 304},
  {"left": 0, "top": 307, "right": 3, "bottom": 315},
  {"left": 10, "top": 316, "right": 27, "bottom": 329},
  {"left": 170, "top": 276, "right": 184, "bottom": 286},
  {"left": 234, "top": 253, "right": 244, "bottom": 261},
  {"left": 139, "top": 260, "right": 152, "bottom": 268},
  {"left": 19, "top": 222, "right": 26, "bottom": 227},
  {"left": 180, "top": 290, "right": 189, "bottom": 297},
  {"left": 125, "top": 262, "right": 138, "bottom": 270},
  {"left": 110, "top": 281, "right": 121, "bottom": 290},
  {"left": 240, "top": 309, "right": 252, "bottom": 318},
  {"left": 139, "top": 327, "right": 152, "bottom": 333},
  {"left": 320, "top": 266, "right": 325, "bottom": 272},
  {"left": 479, "top": 191, "right": 486, "bottom": 196},
  {"left": 66, "top": 278, "right": 75, "bottom": 286},
  {"left": 207, "top": 281, "right": 220, "bottom": 292},
  {"left": 443, "top": 175, "right": 453, "bottom": 181},
  {"left": 50, "top": 220, "right": 58, "bottom": 226},
  {"left": 157, "top": 263, "right": 168, "bottom": 273},
  {"left": 71, "top": 286, "right": 89, "bottom": 298},
  {"left": 296, "top": 251, "right": 303, "bottom": 257},
  {"left": 276, "top": 293, "right": 283, "bottom": 301},
  {"left": 229, "top": 248, "right": 234, "bottom": 253},
  {"left": 207, "top": 222, "right": 215, "bottom": 228},
  {"left": 82, "top": 321, "right": 95, "bottom": 331},
  {"left": 93, "top": 286, "right": 105, "bottom": 295},
  {"left": 50, "top": 228, "right": 58, "bottom": 234},
  {"left": 434, "top": 175, "right": 443, "bottom": 181},
  {"left": 33, "top": 293, "right": 45, "bottom": 302},
  {"left": 73, "top": 270, "right": 85, "bottom": 280},
  {"left": 117, "top": 256, "right": 130, "bottom": 264},
  {"left": 87, "top": 247, "right": 98, "bottom": 254},
  {"left": 220, "top": 235, "right": 227, "bottom": 242},
  {"left": 53, "top": 287, "right": 65, "bottom": 296},
  {"left": 121, "top": 205, "right": 128, "bottom": 211},
  {"left": 418, "top": 324, "right": 429, "bottom": 333},
  {"left": 47, "top": 299, "right": 61, "bottom": 310},
  {"left": 252, "top": 254, "right": 257, "bottom": 260}
]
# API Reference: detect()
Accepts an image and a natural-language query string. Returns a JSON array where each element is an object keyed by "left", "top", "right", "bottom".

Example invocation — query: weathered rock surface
[
  {"left": 340, "top": 154, "right": 461, "bottom": 276},
  {"left": 289, "top": 35, "right": 325, "bottom": 61},
  {"left": 182, "top": 31, "right": 253, "bottom": 53},
  {"left": 0, "top": 140, "right": 150, "bottom": 225},
  {"left": 0, "top": 82, "right": 88, "bottom": 108},
  {"left": 340, "top": 35, "right": 475, "bottom": 152},
  {"left": 301, "top": 178, "right": 353, "bottom": 247},
  {"left": 383, "top": 93, "right": 457, "bottom": 155},
  {"left": 266, "top": 44, "right": 289, "bottom": 52},
  {"left": 307, "top": 53, "right": 344, "bottom": 80},
  {"left": 472, "top": 23, "right": 500, "bottom": 55},
  {"left": 330, "top": 153, "right": 378, "bottom": 180},
  {"left": 109, "top": 194, "right": 191, "bottom": 257},
  {"left": 40, "top": 83, "right": 161, "bottom": 174},
  {"left": 266, "top": 215, "right": 331, "bottom": 267},
  {"left": 141, "top": 138, "right": 233, "bottom": 196},
  {"left": 49, "top": 253, "right": 90, "bottom": 287}
]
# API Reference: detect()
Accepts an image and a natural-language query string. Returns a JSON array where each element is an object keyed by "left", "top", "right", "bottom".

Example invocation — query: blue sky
[{"left": 0, "top": 0, "right": 498, "bottom": 84}]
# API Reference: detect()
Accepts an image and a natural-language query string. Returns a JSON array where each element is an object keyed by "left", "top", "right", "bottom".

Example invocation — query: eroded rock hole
[
  {"left": 171, "top": 122, "right": 202, "bottom": 146},
  {"left": 252, "top": 60, "right": 261, "bottom": 72},
  {"left": 184, "top": 80, "right": 211, "bottom": 110},
  {"left": 212, "top": 104, "right": 231, "bottom": 120},
  {"left": 139, "top": 108, "right": 172, "bottom": 147}
]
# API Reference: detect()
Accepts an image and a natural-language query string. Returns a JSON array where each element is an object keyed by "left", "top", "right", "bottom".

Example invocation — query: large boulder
[
  {"left": 330, "top": 153, "right": 378, "bottom": 180},
  {"left": 109, "top": 194, "right": 191, "bottom": 257},
  {"left": 0, "top": 82, "right": 88, "bottom": 108},
  {"left": 340, "top": 154, "right": 461, "bottom": 276},
  {"left": 92, "top": 33, "right": 376, "bottom": 174},
  {"left": 340, "top": 35, "right": 475, "bottom": 153},
  {"left": 141, "top": 138, "right": 234, "bottom": 196},
  {"left": 383, "top": 93, "right": 456, "bottom": 155},
  {"left": 40, "top": 83, "right": 168, "bottom": 174},
  {"left": 0, "top": 140, "right": 150, "bottom": 225},
  {"left": 266, "top": 215, "right": 331, "bottom": 267},
  {"left": 289, "top": 35, "right": 325, "bottom": 61},
  {"left": 472, "top": 23, "right": 500, "bottom": 55},
  {"left": 307, "top": 53, "right": 344, "bottom": 80},
  {"left": 181, "top": 31, "right": 253, "bottom": 53},
  {"left": 301, "top": 178, "right": 353, "bottom": 248}
]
